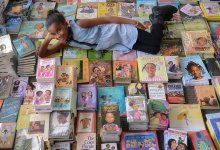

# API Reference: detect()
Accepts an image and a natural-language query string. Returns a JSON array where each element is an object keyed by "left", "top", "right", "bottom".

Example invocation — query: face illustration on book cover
[
  {"left": 53, "top": 88, "right": 71, "bottom": 110},
  {"left": 78, "top": 113, "right": 94, "bottom": 132},
  {"left": 180, "top": 4, "right": 202, "bottom": 17},
  {"left": 142, "top": 63, "right": 163, "bottom": 81},
  {"left": 11, "top": 78, "right": 28, "bottom": 97},
  {"left": 56, "top": 67, "right": 73, "bottom": 86},
  {"left": 34, "top": 84, "right": 53, "bottom": 105},
  {"left": 31, "top": 2, "right": 55, "bottom": 20},
  {"left": 165, "top": 57, "right": 182, "bottom": 75},
  {"left": 28, "top": 121, "right": 45, "bottom": 134},
  {"left": 37, "top": 60, "right": 55, "bottom": 78},
  {"left": 101, "top": 143, "right": 117, "bottom": 150},
  {"left": 167, "top": 138, "right": 187, "bottom": 150},
  {"left": 0, "top": 123, "right": 16, "bottom": 148},
  {"left": 24, "top": 83, "right": 35, "bottom": 104},
  {"left": 128, "top": 83, "right": 146, "bottom": 96},
  {"left": 78, "top": 87, "right": 96, "bottom": 109},
  {"left": 119, "top": 3, "right": 135, "bottom": 18},
  {"left": 185, "top": 61, "right": 205, "bottom": 80},
  {"left": 115, "top": 63, "right": 131, "bottom": 79},
  {"left": 192, "top": 35, "right": 210, "bottom": 51}
]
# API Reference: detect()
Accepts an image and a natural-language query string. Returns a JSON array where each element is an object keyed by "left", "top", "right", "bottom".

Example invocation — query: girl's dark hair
[
  {"left": 185, "top": 61, "right": 204, "bottom": 74},
  {"left": 168, "top": 139, "right": 176, "bottom": 148},
  {"left": 46, "top": 10, "right": 66, "bottom": 28},
  {"left": 142, "top": 63, "right": 156, "bottom": 72}
]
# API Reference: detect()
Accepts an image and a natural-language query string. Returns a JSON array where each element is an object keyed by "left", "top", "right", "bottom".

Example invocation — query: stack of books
[{"left": 200, "top": 2, "right": 220, "bottom": 21}]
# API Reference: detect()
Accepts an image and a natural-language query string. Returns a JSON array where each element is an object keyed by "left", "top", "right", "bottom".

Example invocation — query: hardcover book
[
  {"left": 76, "top": 3, "right": 98, "bottom": 19},
  {"left": 76, "top": 112, "right": 96, "bottom": 133},
  {"left": 0, "top": 76, "right": 13, "bottom": 99},
  {"left": 118, "top": 2, "right": 136, "bottom": 18},
  {"left": 89, "top": 61, "right": 112, "bottom": 86},
  {"left": 98, "top": 2, "right": 118, "bottom": 17},
  {"left": 127, "top": 83, "right": 147, "bottom": 96},
  {"left": 148, "top": 83, "right": 166, "bottom": 100},
  {"left": 0, "top": 123, "right": 16, "bottom": 149},
  {"left": 165, "top": 56, "right": 183, "bottom": 79},
  {"left": 76, "top": 133, "right": 96, "bottom": 150},
  {"left": 63, "top": 47, "right": 87, "bottom": 59},
  {"left": 77, "top": 84, "right": 97, "bottom": 110},
  {"left": 113, "top": 50, "right": 136, "bottom": 61},
  {"left": 10, "top": 77, "right": 28, "bottom": 97},
  {"left": 88, "top": 50, "right": 112, "bottom": 61},
  {"left": 166, "top": 83, "right": 185, "bottom": 104}
]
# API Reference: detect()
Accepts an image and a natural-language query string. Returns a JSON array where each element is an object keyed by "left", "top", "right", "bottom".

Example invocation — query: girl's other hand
[{"left": 136, "top": 22, "right": 147, "bottom": 31}]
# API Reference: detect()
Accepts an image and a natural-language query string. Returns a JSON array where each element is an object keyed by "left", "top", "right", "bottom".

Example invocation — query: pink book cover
[{"left": 36, "top": 58, "right": 56, "bottom": 79}]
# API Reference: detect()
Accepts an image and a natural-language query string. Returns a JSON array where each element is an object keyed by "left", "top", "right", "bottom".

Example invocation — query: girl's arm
[{"left": 77, "top": 17, "right": 146, "bottom": 30}]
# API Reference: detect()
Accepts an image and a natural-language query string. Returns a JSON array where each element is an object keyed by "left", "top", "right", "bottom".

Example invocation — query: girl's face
[
  {"left": 45, "top": 91, "right": 51, "bottom": 96},
  {"left": 177, "top": 144, "right": 186, "bottom": 150},
  {"left": 171, "top": 141, "right": 177, "bottom": 149},
  {"left": 197, "top": 38, "right": 207, "bottom": 47},
  {"left": 47, "top": 22, "right": 69, "bottom": 42},
  {"left": 27, "top": 85, "right": 32, "bottom": 90},
  {"left": 57, "top": 114, "right": 67, "bottom": 124},
  {"left": 155, "top": 113, "right": 161, "bottom": 118},
  {"left": 190, "top": 66, "right": 202, "bottom": 79},
  {"left": 161, "top": 114, "right": 167, "bottom": 119},
  {"left": 105, "top": 113, "right": 115, "bottom": 123},
  {"left": 82, "top": 92, "right": 86, "bottom": 97},
  {"left": 133, "top": 104, "right": 139, "bottom": 111},
  {"left": 38, "top": 91, "right": 43, "bottom": 96},
  {"left": 146, "top": 64, "right": 156, "bottom": 76}
]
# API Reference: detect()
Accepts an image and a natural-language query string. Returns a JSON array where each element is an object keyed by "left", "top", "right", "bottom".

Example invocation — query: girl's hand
[
  {"left": 45, "top": 33, "right": 56, "bottom": 42},
  {"left": 135, "top": 21, "right": 147, "bottom": 31}
]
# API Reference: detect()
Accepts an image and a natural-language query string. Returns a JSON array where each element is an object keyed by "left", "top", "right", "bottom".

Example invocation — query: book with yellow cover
[
  {"left": 137, "top": 56, "right": 168, "bottom": 83},
  {"left": 98, "top": 2, "right": 118, "bottom": 17},
  {"left": 200, "top": 3, "right": 220, "bottom": 21},
  {"left": 16, "top": 115, "right": 30, "bottom": 130},
  {"left": 62, "top": 58, "right": 89, "bottom": 83},
  {"left": 18, "top": 105, "right": 35, "bottom": 116}
]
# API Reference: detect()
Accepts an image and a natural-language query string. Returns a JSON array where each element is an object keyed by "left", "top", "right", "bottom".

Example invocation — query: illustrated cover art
[
  {"left": 202, "top": 3, "right": 220, "bottom": 15},
  {"left": 164, "top": 22, "right": 185, "bottom": 39},
  {"left": 63, "top": 47, "right": 87, "bottom": 59},
  {"left": 0, "top": 34, "right": 13, "bottom": 55},
  {"left": 98, "top": 86, "right": 126, "bottom": 116},
  {"left": 207, "top": 118, "right": 220, "bottom": 149},
  {"left": 98, "top": 2, "right": 118, "bottom": 17},
  {"left": 76, "top": 3, "right": 98, "bottom": 19},
  {"left": 113, "top": 50, "right": 136, "bottom": 61},
  {"left": 30, "top": 2, "right": 56, "bottom": 20},
  {"left": 0, "top": 76, "right": 13, "bottom": 99},
  {"left": 36, "top": 58, "right": 56, "bottom": 80},
  {"left": 180, "top": 4, "right": 202, "bottom": 17},
  {"left": 77, "top": 84, "right": 97, "bottom": 110},
  {"left": 88, "top": 50, "right": 112, "bottom": 61},
  {"left": 5, "top": 16, "right": 22, "bottom": 32},
  {"left": 49, "top": 111, "right": 71, "bottom": 138},
  {"left": 76, "top": 133, "right": 96, "bottom": 150},
  {"left": 169, "top": 104, "right": 205, "bottom": 131},
  {"left": 194, "top": 85, "right": 219, "bottom": 109},
  {"left": 127, "top": 83, "right": 146, "bottom": 96},
  {"left": 76, "top": 112, "right": 96, "bottom": 133},
  {"left": 166, "top": 83, "right": 185, "bottom": 104},
  {"left": 12, "top": 36, "right": 35, "bottom": 58},
  {"left": 53, "top": 88, "right": 73, "bottom": 111},
  {"left": 18, "top": 21, "right": 47, "bottom": 39},
  {"left": 56, "top": 66, "right": 77, "bottom": 88},
  {"left": 165, "top": 56, "right": 183, "bottom": 79},
  {"left": 10, "top": 77, "right": 28, "bottom": 98},
  {"left": 125, "top": 96, "right": 147, "bottom": 123},
  {"left": 89, "top": 61, "right": 112, "bottom": 87},
  {"left": 0, "top": 123, "right": 16, "bottom": 149},
  {"left": 101, "top": 143, "right": 117, "bottom": 150},
  {"left": 122, "top": 132, "right": 159, "bottom": 150},
  {"left": 57, "top": 4, "right": 77, "bottom": 17},
  {"left": 188, "top": 130, "right": 216, "bottom": 150},
  {"left": 136, "top": 0, "right": 153, "bottom": 17},
  {"left": 209, "top": 22, "right": 220, "bottom": 38},
  {"left": 205, "top": 58, "right": 220, "bottom": 76},
  {"left": 148, "top": 83, "right": 166, "bottom": 100},
  {"left": 113, "top": 61, "right": 131, "bottom": 83},
  {"left": 23, "top": 82, "right": 36, "bottom": 105},
  {"left": 180, "top": 55, "right": 211, "bottom": 83},
  {"left": 4, "top": 1, "right": 30, "bottom": 17},
  {"left": 62, "top": 58, "right": 89, "bottom": 83},
  {"left": 137, "top": 56, "right": 168, "bottom": 83},
  {"left": 118, "top": 2, "right": 136, "bottom": 18}
]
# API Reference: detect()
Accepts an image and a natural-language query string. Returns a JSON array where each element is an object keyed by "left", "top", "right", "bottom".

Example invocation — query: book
[
  {"left": 98, "top": 2, "right": 118, "bottom": 17},
  {"left": 0, "top": 25, "right": 7, "bottom": 36},
  {"left": 77, "top": 84, "right": 97, "bottom": 110},
  {"left": 62, "top": 58, "right": 89, "bottom": 83},
  {"left": 212, "top": 77, "right": 220, "bottom": 101},
  {"left": 205, "top": 58, "right": 220, "bottom": 76},
  {"left": 207, "top": 118, "right": 220, "bottom": 149},
  {"left": 89, "top": 61, "right": 113, "bottom": 86},
  {"left": 188, "top": 130, "right": 216, "bottom": 150},
  {"left": 13, "top": 36, "right": 36, "bottom": 58},
  {"left": 0, "top": 97, "right": 23, "bottom": 122},
  {"left": 52, "top": 142, "right": 71, "bottom": 150},
  {"left": 76, "top": 112, "right": 96, "bottom": 133},
  {"left": 23, "top": 82, "right": 36, "bottom": 105},
  {"left": 127, "top": 83, "right": 147, "bottom": 96},
  {"left": 113, "top": 50, "right": 136, "bottom": 61},
  {"left": 166, "top": 83, "right": 185, "bottom": 104},
  {"left": 125, "top": 96, "right": 147, "bottom": 123},
  {"left": 10, "top": 77, "right": 28, "bottom": 97},
  {"left": 57, "top": 4, "right": 77, "bottom": 17},
  {"left": 36, "top": 58, "right": 56, "bottom": 82},
  {"left": 63, "top": 47, "right": 87, "bottom": 59},
  {"left": 98, "top": 86, "right": 126, "bottom": 116},
  {"left": 0, "top": 34, "right": 13, "bottom": 56},
  {"left": 180, "top": 4, "right": 202, "bottom": 17},
  {"left": 136, "top": 0, "right": 153, "bottom": 17},
  {"left": 88, "top": 50, "right": 112, "bottom": 61},
  {"left": 148, "top": 83, "right": 166, "bottom": 100},
  {"left": 76, "top": 133, "right": 96, "bottom": 150},
  {"left": 16, "top": 115, "right": 30, "bottom": 130},
  {"left": 18, "top": 105, "right": 35, "bottom": 116},
  {"left": 165, "top": 56, "right": 183, "bottom": 79},
  {"left": 101, "top": 143, "right": 117, "bottom": 150},
  {"left": 164, "top": 22, "right": 185, "bottom": 39},
  {"left": 137, "top": 56, "right": 168, "bottom": 83},
  {"left": 5, "top": 16, "right": 22, "bottom": 34},
  {"left": 0, "top": 76, "right": 13, "bottom": 99},
  {"left": 118, "top": 2, "right": 136, "bottom": 18},
  {"left": 76, "top": 3, "right": 98, "bottom": 19},
  {"left": 28, "top": 113, "right": 50, "bottom": 141},
  {"left": 113, "top": 61, "right": 131, "bottom": 83},
  {"left": 169, "top": 104, "right": 206, "bottom": 131},
  {"left": 18, "top": 21, "right": 47, "bottom": 39},
  {"left": 30, "top": 2, "right": 56, "bottom": 20},
  {"left": 56, "top": 66, "right": 77, "bottom": 88},
  {"left": 0, "top": 123, "right": 16, "bottom": 149}
]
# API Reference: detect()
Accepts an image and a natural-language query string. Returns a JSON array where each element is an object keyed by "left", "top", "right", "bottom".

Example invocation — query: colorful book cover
[
  {"left": 202, "top": 3, "right": 220, "bottom": 16},
  {"left": 148, "top": 83, "right": 166, "bottom": 100},
  {"left": 101, "top": 143, "right": 118, "bottom": 150},
  {"left": 169, "top": 104, "right": 206, "bottom": 131},
  {"left": 127, "top": 83, "right": 147, "bottom": 96},
  {"left": 88, "top": 50, "right": 112, "bottom": 61},
  {"left": 4, "top": 1, "right": 29, "bottom": 17},
  {"left": 0, "top": 76, "right": 13, "bottom": 99},
  {"left": 98, "top": 2, "right": 118, "bottom": 17},
  {"left": 10, "top": 77, "right": 28, "bottom": 97},
  {"left": 164, "top": 22, "right": 185, "bottom": 39},
  {"left": 30, "top": 2, "right": 56, "bottom": 20},
  {"left": 36, "top": 58, "right": 56, "bottom": 81},
  {"left": 77, "top": 84, "right": 97, "bottom": 110},
  {"left": 118, "top": 2, "right": 136, "bottom": 18},
  {"left": 136, "top": 0, "right": 153, "bottom": 17},
  {"left": 76, "top": 112, "right": 96, "bottom": 133},
  {"left": 63, "top": 47, "right": 87, "bottom": 59},
  {"left": 125, "top": 96, "right": 147, "bottom": 123},
  {"left": 0, "top": 34, "right": 13, "bottom": 55},
  {"left": 212, "top": 77, "right": 220, "bottom": 100},
  {"left": 165, "top": 56, "right": 183, "bottom": 79},
  {"left": 89, "top": 61, "right": 112, "bottom": 86},
  {"left": 98, "top": 86, "right": 126, "bottom": 116},
  {"left": 180, "top": 4, "right": 202, "bottom": 17},
  {"left": 208, "top": 118, "right": 220, "bottom": 148},
  {"left": 137, "top": 56, "right": 168, "bottom": 83},
  {"left": 113, "top": 50, "right": 136, "bottom": 61},
  {"left": 62, "top": 58, "right": 89, "bottom": 83},
  {"left": 76, "top": 133, "right": 96, "bottom": 150},
  {"left": 67, "top": 0, "right": 77, "bottom": 5},
  {"left": 18, "top": 105, "right": 35, "bottom": 116},
  {"left": 57, "top": 4, "right": 77, "bottom": 17},
  {"left": 49, "top": 111, "right": 71, "bottom": 138},
  {"left": 166, "top": 83, "right": 185, "bottom": 104},
  {"left": 188, "top": 130, "right": 216, "bottom": 150},
  {"left": 122, "top": 132, "right": 159, "bottom": 150},
  {"left": 0, "top": 97, "right": 23, "bottom": 122},
  {"left": 18, "top": 21, "right": 47, "bottom": 39},
  {"left": 205, "top": 58, "right": 220, "bottom": 76},
  {"left": 0, "top": 123, "right": 16, "bottom": 149},
  {"left": 56, "top": 66, "right": 77, "bottom": 88},
  {"left": 12, "top": 36, "right": 35, "bottom": 58},
  {"left": 194, "top": 85, "right": 219, "bottom": 109},
  {"left": 23, "top": 82, "right": 36, "bottom": 105},
  {"left": 180, "top": 55, "right": 211, "bottom": 83},
  {"left": 5, "top": 16, "right": 22, "bottom": 32},
  {"left": 76, "top": 3, "right": 98, "bottom": 19},
  {"left": 53, "top": 88, "right": 73, "bottom": 111},
  {"left": 209, "top": 22, "right": 220, "bottom": 38}
]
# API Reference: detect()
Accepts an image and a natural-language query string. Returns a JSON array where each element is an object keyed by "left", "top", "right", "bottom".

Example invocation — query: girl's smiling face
[
  {"left": 145, "top": 64, "right": 156, "bottom": 76},
  {"left": 47, "top": 22, "right": 69, "bottom": 41},
  {"left": 190, "top": 66, "right": 202, "bottom": 79}
]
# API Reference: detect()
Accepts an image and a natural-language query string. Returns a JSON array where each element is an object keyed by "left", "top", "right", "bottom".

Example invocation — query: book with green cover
[{"left": 88, "top": 50, "right": 112, "bottom": 61}]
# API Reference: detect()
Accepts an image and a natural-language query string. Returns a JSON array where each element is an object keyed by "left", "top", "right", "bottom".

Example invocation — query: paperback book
[
  {"left": 5, "top": 16, "right": 22, "bottom": 34},
  {"left": 127, "top": 83, "right": 147, "bottom": 96},
  {"left": 10, "top": 77, "right": 28, "bottom": 98},
  {"left": 0, "top": 34, "right": 13, "bottom": 56},
  {"left": 76, "top": 133, "right": 96, "bottom": 150},
  {"left": 23, "top": 82, "right": 36, "bottom": 105},
  {"left": 76, "top": 3, "right": 98, "bottom": 19},
  {"left": 88, "top": 50, "right": 112, "bottom": 61},
  {"left": 101, "top": 143, "right": 117, "bottom": 150},
  {"left": 165, "top": 56, "right": 183, "bottom": 79},
  {"left": 205, "top": 58, "right": 220, "bottom": 76},
  {"left": 63, "top": 47, "right": 87, "bottom": 59},
  {"left": 136, "top": 0, "right": 154, "bottom": 17},
  {"left": 148, "top": 83, "right": 166, "bottom": 100},
  {"left": 98, "top": 2, "right": 118, "bottom": 17},
  {"left": 118, "top": 2, "right": 136, "bottom": 18},
  {"left": 57, "top": 4, "right": 77, "bottom": 17},
  {"left": 113, "top": 50, "right": 137, "bottom": 61},
  {"left": 0, "top": 123, "right": 16, "bottom": 149},
  {"left": 166, "top": 82, "right": 185, "bottom": 104},
  {"left": 0, "top": 76, "right": 13, "bottom": 99},
  {"left": 76, "top": 112, "right": 96, "bottom": 133}
]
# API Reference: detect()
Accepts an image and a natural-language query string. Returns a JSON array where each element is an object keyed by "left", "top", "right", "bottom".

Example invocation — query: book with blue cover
[
  {"left": 63, "top": 47, "right": 87, "bottom": 59},
  {"left": 5, "top": 16, "right": 22, "bottom": 34},
  {"left": 57, "top": 4, "right": 77, "bottom": 17},
  {"left": 0, "top": 25, "right": 7, "bottom": 36},
  {"left": 98, "top": 86, "right": 126, "bottom": 116},
  {"left": 209, "top": 118, "right": 220, "bottom": 148},
  {"left": 0, "top": 97, "right": 23, "bottom": 122}
]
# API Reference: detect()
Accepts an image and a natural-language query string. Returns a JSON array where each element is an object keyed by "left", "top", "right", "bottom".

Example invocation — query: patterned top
[{"left": 67, "top": 20, "right": 138, "bottom": 53}]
